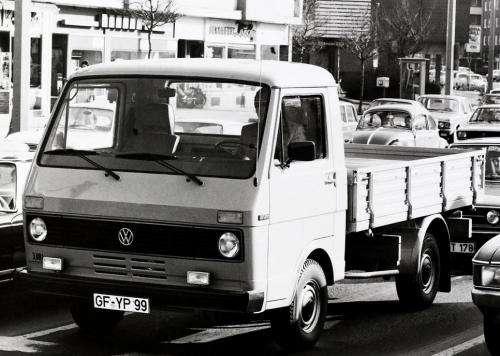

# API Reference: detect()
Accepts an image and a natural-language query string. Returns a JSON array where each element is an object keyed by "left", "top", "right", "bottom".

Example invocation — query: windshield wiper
[
  {"left": 115, "top": 152, "right": 203, "bottom": 186},
  {"left": 44, "top": 148, "right": 120, "bottom": 181}
]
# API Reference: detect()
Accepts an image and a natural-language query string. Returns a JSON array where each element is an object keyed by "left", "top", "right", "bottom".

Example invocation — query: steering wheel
[
  {"left": 0, "top": 196, "right": 11, "bottom": 210},
  {"left": 214, "top": 140, "right": 247, "bottom": 155}
]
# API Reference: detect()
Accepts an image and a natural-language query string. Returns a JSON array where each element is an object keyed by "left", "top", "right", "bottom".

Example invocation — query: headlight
[
  {"left": 457, "top": 131, "right": 467, "bottom": 139},
  {"left": 218, "top": 232, "right": 240, "bottom": 258},
  {"left": 29, "top": 217, "right": 47, "bottom": 242},
  {"left": 444, "top": 122, "right": 451, "bottom": 129},
  {"left": 487, "top": 210, "right": 500, "bottom": 225},
  {"left": 481, "top": 266, "right": 500, "bottom": 287},
  {"left": 438, "top": 121, "right": 445, "bottom": 129}
]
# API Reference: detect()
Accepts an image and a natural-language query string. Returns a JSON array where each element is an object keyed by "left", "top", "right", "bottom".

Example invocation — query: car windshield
[
  {"left": 0, "top": 163, "right": 16, "bottom": 211},
  {"left": 40, "top": 78, "right": 269, "bottom": 179},
  {"left": 358, "top": 110, "right": 411, "bottom": 129},
  {"left": 453, "top": 145, "right": 500, "bottom": 181},
  {"left": 469, "top": 107, "right": 500, "bottom": 122},
  {"left": 483, "top": 95, "right": 500, "bottom": 104},
  {"left": 420, "top": 98, "right": 459, "bottom": 113}
]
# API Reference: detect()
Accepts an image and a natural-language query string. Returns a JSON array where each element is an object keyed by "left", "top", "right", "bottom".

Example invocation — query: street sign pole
[
  {"left": 445, "top": 0, "right": 456, "bottom": 95},
  {"left": 11, "top": 0, "right": 31, "bottom": 134}
]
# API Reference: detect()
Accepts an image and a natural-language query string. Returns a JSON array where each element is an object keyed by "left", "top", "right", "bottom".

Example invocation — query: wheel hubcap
[
  {"left": 299, "top": 281, "right": 320, "bottom": 333},
  {"left": 420, "top": 250, "right": 435, "bottom": 294}
]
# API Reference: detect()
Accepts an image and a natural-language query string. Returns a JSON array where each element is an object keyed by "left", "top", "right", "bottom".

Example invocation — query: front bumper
[
  {"left": 472, "top": 287, "right": 500, "bottom": 320},
  {"left": 15, "top": 269, "right": 264, "bottom": 313}
]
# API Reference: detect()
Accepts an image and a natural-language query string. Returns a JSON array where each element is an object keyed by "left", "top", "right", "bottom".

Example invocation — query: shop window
[
  {"left": 30, "top": 38, "right": 41, "bottom": 88},
  {"left": 261, "top": 45, "right": 279, "bottom": 60},
  {"left": 71, "top": 50, "right": 102, "bottom": 71},
  {"left": 228, "top": 44, "right": 256, "bottom": 59},
  {"left": 111, "top": 37, "right": 175, "bottom": 61},
  {"left": 206, "top": 45, "right": 224, "bottom": 58},
  {"left": 279, "top": 45, "right": 289, "bottom": 61},
  {"left": 177, "top": 40, "right": 204, "bottom": 58}
]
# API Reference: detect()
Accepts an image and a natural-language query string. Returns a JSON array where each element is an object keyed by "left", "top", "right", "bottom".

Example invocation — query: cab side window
[{"left": 275, "top": 95, "right": 327, "bottom": 163}]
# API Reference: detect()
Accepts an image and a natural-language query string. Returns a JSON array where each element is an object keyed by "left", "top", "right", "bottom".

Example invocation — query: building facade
[{"left": 3, "top": 0, "right": 301, "bottom": 130}]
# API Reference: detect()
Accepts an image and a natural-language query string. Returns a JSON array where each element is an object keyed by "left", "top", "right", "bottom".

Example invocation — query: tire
[
  {"left": 396, "top": 232, "right": 440, "bottom": 310},
  {"left": 270, "top": 259, "right": 328, "bottom": 351},
  {"left": 484, "top": 318, "right": 500, "bottom": 355},
  {"left": 70, "top": 298, "right": 124, "bottom": 334}
]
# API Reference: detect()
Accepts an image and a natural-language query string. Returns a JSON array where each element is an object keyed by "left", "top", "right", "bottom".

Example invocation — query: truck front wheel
[
  {"left": 70, "top": 298, "right": 124, "bottom": 334},
  {"left": 395, "top": 232, "right": 440, "bottom": 309},
  {"left": 270, "top": 259, "right": 327, "bottom": 351}
]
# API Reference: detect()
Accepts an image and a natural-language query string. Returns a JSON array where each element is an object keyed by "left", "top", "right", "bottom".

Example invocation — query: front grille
[
  {"left": 457, "top": 131, "right": 500, "bottom": 140},
  {"left": 26, "top": 214, "right": 243, "bottom": 261},
  {"left": 93, "top": 254, "right": 168, "bottom": 280}
]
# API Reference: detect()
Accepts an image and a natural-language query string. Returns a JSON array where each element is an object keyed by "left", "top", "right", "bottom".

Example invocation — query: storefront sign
[
  {"left": 466, "top": 25, "right": 481, "bottom": 53},
  {"left": 207, "top": 20, "right": 256, "bottom": 43},
  {"left": 0, "top": 10, "right": 40, "bottom": 29}
]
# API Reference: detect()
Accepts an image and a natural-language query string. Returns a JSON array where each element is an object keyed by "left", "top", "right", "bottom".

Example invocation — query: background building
[{"left": 3, "top": 0, "right": 301, "bottom": 131}]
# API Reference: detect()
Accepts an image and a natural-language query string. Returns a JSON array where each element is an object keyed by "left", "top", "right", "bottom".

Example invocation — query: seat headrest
[
  {"left": 240, "top": 123, "right": 258, "bottom": 146},
  {"left": 136, "top": 103, "right": 172, "bottom": 134}
]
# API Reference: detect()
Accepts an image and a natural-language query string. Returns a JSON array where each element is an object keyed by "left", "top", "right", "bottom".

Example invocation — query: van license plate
[
  {"left": 450, "top": 242, "right": 475, "bottom": 254},
  {"left": 93, "top": 293, "right": 150, "bottom": 313}
]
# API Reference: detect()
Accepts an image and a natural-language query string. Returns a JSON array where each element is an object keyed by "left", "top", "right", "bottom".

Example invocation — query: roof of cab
[{"left": 71, "top": 58, "right": 336, "bottom": 88}]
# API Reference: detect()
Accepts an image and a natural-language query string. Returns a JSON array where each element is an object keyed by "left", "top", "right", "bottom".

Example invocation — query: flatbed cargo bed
[{"left": 345, "top": 144, "right": 485, "bottom": 233}]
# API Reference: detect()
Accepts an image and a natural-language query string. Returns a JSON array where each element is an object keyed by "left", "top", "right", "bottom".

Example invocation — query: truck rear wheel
[
  {"left": 484, "top": 317, "right": 500, "bottom": 355},
  {"left": 70, "top": 299, "right": 124, "bottom": 334},
  {"left": 396, "top": 232, "right": 440, "bottom": 309},
  {"left": 270, "top": 259, "right": 327, "bottom": 351}
]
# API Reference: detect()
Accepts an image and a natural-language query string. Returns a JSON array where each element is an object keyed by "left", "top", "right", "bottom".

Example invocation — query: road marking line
[
  {"left": 22, "top": 323, "right": 77, "bottom": 339},
  {"left": 432, "top": 335, "right": 485, "bottom": 356},
  {"left": 167, "top": 323, "right": 270, "bottom": 344}
]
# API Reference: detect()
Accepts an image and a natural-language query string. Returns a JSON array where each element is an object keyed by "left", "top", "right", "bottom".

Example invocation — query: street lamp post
[
  {"left": 445, "top": 0, "right": 456, "bottom": 95},
  {"left": 488, "top": 0, "right": 496, "bottom": 92}
]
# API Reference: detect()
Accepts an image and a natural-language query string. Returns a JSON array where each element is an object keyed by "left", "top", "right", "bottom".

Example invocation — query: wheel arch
[
  {"left": 307, "top": 249, "right": 334, "bottom": 286},
  {"left": 425, "top": 216, "right": 451, "bottom": 292},
  {"left": 395, "top": 214, "right": 451, "bottom": 292}
]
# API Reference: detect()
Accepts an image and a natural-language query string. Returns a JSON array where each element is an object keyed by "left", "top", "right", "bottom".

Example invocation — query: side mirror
[{"left": 287, "top": 141, "right": 316, "bottom": 164}]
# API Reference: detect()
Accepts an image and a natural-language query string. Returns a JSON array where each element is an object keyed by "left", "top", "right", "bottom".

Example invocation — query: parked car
[
  {"left": 339, "top": 100, "right": 359, "bottom": 142},
  {"left": 367, "top": 98, "right": 424, "bottom": 110},
  {"left": 482, "top": 93, "right": 500, "bottom": 105},
  {"left": 351, "top": 104, "right": 448, "bottom": 148},
  {"left": 490, "top": 88, "right": 500, "bottom": 94},
  {"left": 417, "top": 94, "right": 473, "bottom": 142},
  {"left": 456, "top": 105, "right": 500, "bottom": 140},
  {"left": 456, "top": 73, "right": 487, "bottom": 93},
  {"left": 472, "top": 234, "right": 500, "bottom": 354},
  {"left": 4, "top": 130, "right": 44, "bottom": 151},
  {"left": 0, "top": 139, "right": 34, "bottom": 281},
  {"left": 451, "top": 138, "right": 500, "bottom": 253},
  {"left": 469, "top": 74, "right": 488, "bottom": 93}
]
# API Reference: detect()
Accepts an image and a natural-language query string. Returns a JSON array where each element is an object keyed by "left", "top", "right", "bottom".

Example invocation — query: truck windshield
[
  {"left": 453, "top": 144, "right": 500, "bottom": 181},
  {"left": 39, "top": 78, "right": 269, "bottom": 179}
]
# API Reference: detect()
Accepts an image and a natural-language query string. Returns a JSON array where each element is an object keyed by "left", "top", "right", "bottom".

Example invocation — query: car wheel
[
  {"left": 270, "top": 259, "right": 328, "bottom": 351},
  {"left": 70, "top": 298, "right": 124, "bottom": 334},
  {"left": 484, "top": 318, "right": 500, "bottom": 355},
  {"left": 396, "top": 232, "right": 440, "bottom": 310}
]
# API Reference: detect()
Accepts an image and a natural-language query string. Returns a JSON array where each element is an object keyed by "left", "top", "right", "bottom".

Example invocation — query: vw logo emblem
[{"left": 118, "top": 228, "right": 134, "bottom": 246}]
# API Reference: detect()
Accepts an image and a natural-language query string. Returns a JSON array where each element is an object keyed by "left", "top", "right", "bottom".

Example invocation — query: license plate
[
  {"left": 450, "top": 242, "right": 475, "bottom": 254},
  {"left": 93, "top": 293, "right": 150, "bottom": 314}
]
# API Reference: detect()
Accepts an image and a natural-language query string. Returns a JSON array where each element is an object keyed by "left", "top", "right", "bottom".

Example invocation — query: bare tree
[
  {"left": 292, "top": 0, "right": 324, "bottom": 63},
  {"left": 130, "top": 0, "right": 182, "bottom": 59},
  {"left": 341, "top": 6, "right": 378, "bottom": 113},
  {"left": 378, "top": 0, "right": 434, "bottom": 58}
]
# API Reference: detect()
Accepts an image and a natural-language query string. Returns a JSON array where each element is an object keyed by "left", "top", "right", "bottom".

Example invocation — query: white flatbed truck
[{"left": 17, "top": 59, "right": 484, "bottom": 350}]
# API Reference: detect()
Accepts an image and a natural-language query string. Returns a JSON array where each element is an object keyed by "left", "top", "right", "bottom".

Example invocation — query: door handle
[{"left": 325, "top": 172, "right": 336, "bottom": 187}]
